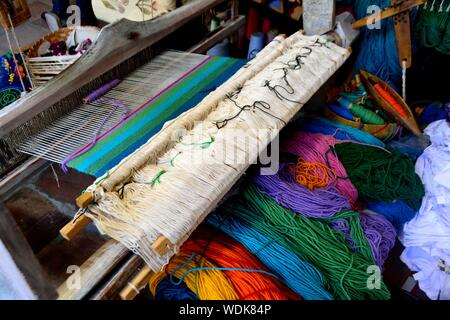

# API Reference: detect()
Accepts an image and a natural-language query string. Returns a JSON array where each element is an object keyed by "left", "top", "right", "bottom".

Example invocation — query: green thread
[
  {"left": 148, "top": 170, "right": 167, "bottom": 187},
  {"left": 159, "top": 152, "right": 182, "bottom": 167},
  {"left": 220, "top": 184, "right": 391, "bottom": 300},
  {"left": 179, "top": 135, "right": 215, "bottom": 149},
  {"left": 416, "top": 1, "right": 450, "bottom": 54},
  {"left": 335, "top": 142, "right": 425, "bottom": 210}
]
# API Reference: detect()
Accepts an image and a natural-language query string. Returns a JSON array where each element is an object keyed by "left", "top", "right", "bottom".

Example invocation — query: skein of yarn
[
  {"left": 253, "top": 164, "right": 351, "bottom": 218},
  {"left": 221, "top": 184, "right": 391, "bottom": 300},
  {"left": 329, "top": 211, "right": 396, "bottom": 268},
  {"left": 149, "top": 253, "right": 239, "bottom": 300},
  {"left": 294, "top": 157, "right": 337, "bottom": 191},
  {"left": 281, "top": 132, "right": 359, "bottom": 205},
  {"left": 334, "top": 142, "right": 425, "bottom": 210},
  {"left": 207, "top": 212, "right": 334, "bottom": 300},
  {"left": 416, "top": 0, "right": 450, "bottom": 54},
  {"left": 338, "top": 97, "right": 386, "bottom": 125},
  {"left": 353, "top": 0, "right": 403, "bottom": 87},
  {"left": 180, "top": 226, "right": 300, "bottom": 300}
]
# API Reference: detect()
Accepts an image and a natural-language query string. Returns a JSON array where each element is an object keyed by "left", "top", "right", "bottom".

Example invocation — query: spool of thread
[
  {"left": 246, "top": 7, "right": 259, "bottom": 40},
  {"left": 261, "top": 18, "right": 271, "bottom": 33},
  {"left": 327, "top": 103, "right": 354, "bottom": 121},
  {"left": 366, "top": 200, "right": 416, "bottom": 230},
  {"left": 338, "top": 97, "right": 385, "bottom": 125},
  {"left": 373, "top": 84, "right": 407, "bottom": 118},
  {"left": 207, "top": 40, "right": 230, "bottom": 57},
  {"left": 247, "top": 32, "right": 265, "bottom": 60},
  {"left": 83, "top": 79, "right": 121, "bottom": 104},
  {"left": 334, "top": 142, "right": 425, "bottom": 210}
]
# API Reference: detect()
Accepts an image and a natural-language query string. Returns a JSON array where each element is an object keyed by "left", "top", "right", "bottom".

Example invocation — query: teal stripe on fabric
[
  {"left": 72, "top": 58, "right": 229, "bottom": 172},
  {"left": 90, "top": 59, "right": 245, "bottom": 177},
  {"left": 69, "top": 57, "right": 243, "bottom": 175}
]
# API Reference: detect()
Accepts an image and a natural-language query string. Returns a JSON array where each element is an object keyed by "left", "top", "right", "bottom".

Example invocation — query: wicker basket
[
  {"left": 23, "top": 26, "right": 100, "bottom": 86},
  {"left": 24, "top": 26, "right": 100, "bottom": 58}
]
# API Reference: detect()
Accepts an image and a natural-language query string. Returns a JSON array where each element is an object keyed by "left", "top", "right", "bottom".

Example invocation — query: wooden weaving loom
[
  {"left": 0, "top": 0, "right": 350, "bottom": 301},
  {"left": 58, "top": 31, "right": 351, "bottom": 299},
  {"left": 0, "top": 0, "right": 244, "bottom": 177},
  {"left": 0, "top": 0, "right": 248, "bottom": 300}
]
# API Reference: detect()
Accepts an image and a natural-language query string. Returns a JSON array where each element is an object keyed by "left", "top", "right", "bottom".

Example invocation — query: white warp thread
[{"left": 85, "top": 33, "right": 350, "bottom": 271}]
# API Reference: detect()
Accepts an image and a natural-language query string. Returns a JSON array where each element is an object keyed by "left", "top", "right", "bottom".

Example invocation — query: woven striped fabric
[{"left": 67, "top": 56, "right": 245, "bottom": 177}]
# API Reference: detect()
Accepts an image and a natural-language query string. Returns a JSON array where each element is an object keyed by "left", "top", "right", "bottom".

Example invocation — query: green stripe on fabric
[{"left": 69, "top": 57, "right": 237, "bottom": 173}]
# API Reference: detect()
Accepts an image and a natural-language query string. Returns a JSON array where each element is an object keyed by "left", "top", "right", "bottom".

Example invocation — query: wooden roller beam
[
  {"left": 352, "top": 0, "right": 426, "bottom": 30},
  {"left": 119, "top": 265, "right": 153, "bottom": 300}
]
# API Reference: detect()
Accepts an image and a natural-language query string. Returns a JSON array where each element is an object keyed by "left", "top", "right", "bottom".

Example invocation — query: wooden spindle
[{"left": 119, "top": 266, "right": 153, "bottom": 300}]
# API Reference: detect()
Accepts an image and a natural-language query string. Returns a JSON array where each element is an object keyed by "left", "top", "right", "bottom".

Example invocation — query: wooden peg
[
  {"left": 119, "top": 266, "right": 153, "bottom": 300},
  {"left": 151, "top": 236, "right": 173, "bottom": 256},
  {"left": 352, "top": 0, "right": 426, "bottom": 30},
  {"left": 60, "top": 214, "right": 92, "bottom": 240},
  {"left": 76, "top": 192, "right": 95, "bottom": 208}
]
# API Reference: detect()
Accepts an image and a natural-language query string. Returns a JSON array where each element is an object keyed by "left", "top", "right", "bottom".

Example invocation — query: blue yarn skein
[
  {"left": 327, "top": 103, "right": 355, "bottom": 120},
  {"left": 207, "top": 212, "right": 334, "bottom": 300},
  {"left": 366, "top": 200, "right": 417, "bottom": 230},
  {"left": 353, "top": 0, "right": 401, "bottom": 88},
  {"left": 418, "top": 102, "right": 448, "bottom": 126},
  {"left": 155, "top": 278, "right": 198, "bottom": 300}
]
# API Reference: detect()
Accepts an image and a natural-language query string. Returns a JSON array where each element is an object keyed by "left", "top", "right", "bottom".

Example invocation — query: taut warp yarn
[
  {"left": 334, "top": 142, "right": 425, "bottom": 210},
  {"left": 207, "top": 212, "right": 334, "bottom": 300},
  {"left": 281, "top": 132, "right": 358, "bottom": 205},
  {"left": 221, "top": 184, "right": 391, "bottom": 300}
]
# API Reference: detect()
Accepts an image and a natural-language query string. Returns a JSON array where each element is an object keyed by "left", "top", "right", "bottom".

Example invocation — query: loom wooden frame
[
  {"left": 0, "top": 0, "right": 228, "bottom": 137},
  {"left": 0, "top": 0, "right": 31, "bottom": 28},
  {"left": 0, "top": 205, "right": 57, "bottom": 299},
  {"left": 0, "top": 0, "right": 246, "bottom": 300}
]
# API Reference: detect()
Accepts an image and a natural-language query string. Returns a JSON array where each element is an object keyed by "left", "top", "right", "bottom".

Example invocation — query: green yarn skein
[{"left": 335, "top": 142, "right": 425, "bottom": 210}]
